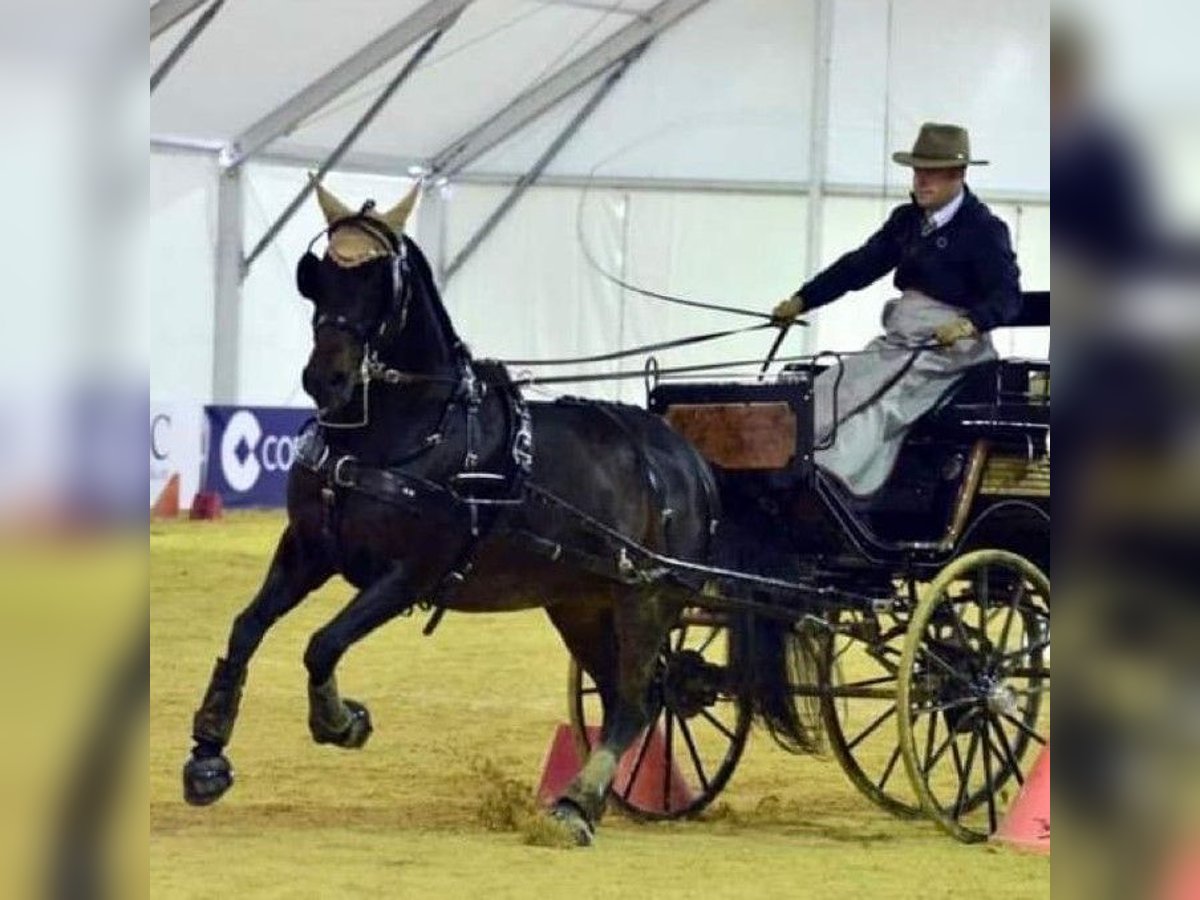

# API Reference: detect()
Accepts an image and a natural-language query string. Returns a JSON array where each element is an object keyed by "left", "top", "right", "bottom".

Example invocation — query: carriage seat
[{"left": 916, "top": 357, "right": 1049, "bottom": 456}]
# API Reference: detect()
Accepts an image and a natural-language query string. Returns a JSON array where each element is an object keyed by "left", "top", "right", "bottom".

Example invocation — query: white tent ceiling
[{"left": 150, "top": 0, "right": 1049, "bottom": 194}]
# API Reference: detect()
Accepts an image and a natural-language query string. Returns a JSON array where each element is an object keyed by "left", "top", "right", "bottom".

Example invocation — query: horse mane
[{"left": 402, "top": 235, "right": 464, "bottom": 356}]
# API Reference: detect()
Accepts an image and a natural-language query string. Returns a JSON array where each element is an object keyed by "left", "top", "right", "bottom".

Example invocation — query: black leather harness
[{"left": 295, "top": 358, "right": 533, "bottom": 632}]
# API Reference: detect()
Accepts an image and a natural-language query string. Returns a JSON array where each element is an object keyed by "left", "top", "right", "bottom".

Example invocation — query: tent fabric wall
[
  {"left": 150, "top": 151, "right": 218, "bottom": 403},
  {"left": 826, "top": 0, "right": 1050, "bottom": 196},
  {"left": 148, "top": 0, "right": 1050, "bottom": 407},
  {"left": 146, "top": 148, "right": 1047, "bottom": 406}
]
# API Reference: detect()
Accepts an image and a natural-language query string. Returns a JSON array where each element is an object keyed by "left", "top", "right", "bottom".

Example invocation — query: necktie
[{"left": 921, "top": 213, "right": 937, "bottom": 237}]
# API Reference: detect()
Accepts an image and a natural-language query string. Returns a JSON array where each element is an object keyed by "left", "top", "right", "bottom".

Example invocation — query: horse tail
[
  {"left": 714, "top": 515, "right": 822, "bottom": 755},
  {"left": 728, "top": 611, "right": 823, "bottom": 755}
]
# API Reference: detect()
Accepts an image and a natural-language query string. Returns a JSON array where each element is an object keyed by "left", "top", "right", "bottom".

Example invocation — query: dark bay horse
[{"left": 181, "top": 181, "right": 810, "bottom": 844}]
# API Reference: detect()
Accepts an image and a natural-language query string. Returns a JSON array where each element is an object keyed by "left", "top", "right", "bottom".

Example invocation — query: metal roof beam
[
  {"left": 151, "top": 0, "right": 225, "bottom": 93},
  {"left": 150, "top": 0, "right": 209, "bottom": 39},
  {"left": 222, "top": 0, "right": 476, "bottom": 171},
  {"left": 430, "top": 0, "right": 710, "bottom": 177},
  {"left": 444, "top": 46, "right": 644, "bottom": 282},
  {"left": 531, "top": 0, "right": 643, "bottom": 16}
]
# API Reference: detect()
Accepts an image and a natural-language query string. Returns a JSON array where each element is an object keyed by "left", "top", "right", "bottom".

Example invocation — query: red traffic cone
[
  {"left": 535, "top": 723, "right": 592, "bottom": 807},
  {"left": 992, "top": 745, "right": 1050, "bottom": 853},
  {"left": 151, "top": 474, "right": 180, "bottom": 519},
  {"left": 1157, "top": 836, "right": 1200, "bottom": 900},
  {"left": 189, "top": 491, "right": 224, "bottom": 520},
  {"left": 536, "top": 722, "right": 695, "bottom": 815}
]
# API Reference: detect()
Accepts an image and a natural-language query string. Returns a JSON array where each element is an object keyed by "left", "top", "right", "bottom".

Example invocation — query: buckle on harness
[{"left": 332, "top": 456, "right": 357, "bottom": 488}]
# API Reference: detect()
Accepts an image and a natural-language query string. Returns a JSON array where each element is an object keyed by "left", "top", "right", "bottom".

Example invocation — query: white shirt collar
[{"left": 928, "top": 188, "right": 966, "bottom": 230}]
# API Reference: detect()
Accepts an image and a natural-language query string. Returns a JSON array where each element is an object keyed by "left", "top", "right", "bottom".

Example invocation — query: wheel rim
[
  {"left": 897, "top": 549, "right": 1050, "bottom": 842},
  {"left": 817, "top": 605, "right": 923, "bottom": 818},
  {"left": 567, "top": 609, "right": 752, "bottom": 820}
]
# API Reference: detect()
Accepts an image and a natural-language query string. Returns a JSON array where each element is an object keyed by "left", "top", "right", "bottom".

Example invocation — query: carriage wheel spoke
[
  {"left": 911, "top": 696, "right": 978, "bottom": 717},
  {"left": 919, "top": 646, "right": 976, "bottom": 687},
  {"left": 924, "top": 730, "right": 955, "bottom": 777},
  {"left": 935, "top": 596, "right": 974, "bottom": 653},
  {"left": 1005, "top": 667, "right": 1051, "bottom": 681},
  {"left": 877, "top": 744, "right": 902, "bottom": 792},
  {"left": 676, "top": 716, "right": 710, "bottom": 793},
  {"left": 674, "top": 623, "right": 689, "bottom": 653},
  {"left": 697, "top": 627, "right": 720, "bottom": 655},
  {"left": 981, "top": 723, "right": 998, "bottom": 834},
  {"left": 953, "top": 730, "right": 981, "bottom": 820},
  {"left": 698, "top": 706, "right": 736, "bottom": 742},
  {"left": 996, "top": 580, "right": 1026, "bottom": 660},
  {"left": 998, "top": 636, "right": 1050, "bottom": 663},
  {"left": 976, "top": 566, "right": 990, "bottom": 634},
  {"left": 816, "top": 674, "right": 897, "bottom": 694},
  {"left": 989, "top": 715, "right": 1024, "bottom": 787},
  {"left": 922, "top": 709, "right": 939, "bottom": 773},
  {"left": 620, "top": 714, "right": 659, "bottom": 801},
  {"left": 580, "top": 685, "right": 600, "bottom": 696},
  {"left": 847, "top": 704, "right": 896, "bottom": 752},
  {"left": 1000, "top": 712, "right": 1047, "bottom": 746}
]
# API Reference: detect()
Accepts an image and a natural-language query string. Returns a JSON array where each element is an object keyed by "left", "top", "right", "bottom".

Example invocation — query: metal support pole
[
  {"left": 242, "top": 18, "right": 457, "bottom": 274},
  {"left": 151, "top": 0, "right": 225, "bottom": 94},
  {"left": 443, "top": 45, "right": 644, "bottom": 282},
  {"left": 801, "top": 0, "right": 834, "bottom": 354},
  {"left": 212, "top": 165, "right": 244, "bottom": 404}
]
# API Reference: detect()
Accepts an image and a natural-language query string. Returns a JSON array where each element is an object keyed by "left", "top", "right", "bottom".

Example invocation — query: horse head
[{"left": 296, "top": 179, "right": 421, "bottom": 414}]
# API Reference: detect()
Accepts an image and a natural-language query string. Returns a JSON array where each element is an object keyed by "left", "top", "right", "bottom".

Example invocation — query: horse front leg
[
  {"left": 302, "top": 565, "right": 416, "bottom": 749},
  {"left": 183, "top": 525, "right": 332, "bottom": 806}
]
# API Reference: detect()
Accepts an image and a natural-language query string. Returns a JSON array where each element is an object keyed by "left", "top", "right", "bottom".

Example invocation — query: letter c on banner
[{"left": 151, "top": 414, "right": 171, "bottom": 461}]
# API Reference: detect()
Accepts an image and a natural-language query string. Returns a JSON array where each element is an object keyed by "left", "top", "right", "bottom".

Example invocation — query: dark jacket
[{"left": 797, "top": 186, "right": 1022, "bottom": 331}]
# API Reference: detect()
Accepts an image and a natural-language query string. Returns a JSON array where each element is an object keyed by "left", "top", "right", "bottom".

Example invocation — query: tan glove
[
  {"left": 771, "top": 293, "right": 804, "bottom": 325},
  {"left": 933, "top": 317, "right": 978, "bottom": 346}
]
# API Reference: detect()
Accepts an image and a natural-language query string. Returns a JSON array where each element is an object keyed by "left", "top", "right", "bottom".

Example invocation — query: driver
[{"left": 772, "top": 122, "right": 1022, "bottom": 496}]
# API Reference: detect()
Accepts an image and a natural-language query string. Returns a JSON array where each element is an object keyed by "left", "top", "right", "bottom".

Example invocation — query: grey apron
[{"left": 812, "top": 289, "right": 996, "bottom": 497}]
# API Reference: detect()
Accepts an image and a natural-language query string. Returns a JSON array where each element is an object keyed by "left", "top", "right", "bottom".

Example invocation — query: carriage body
[{"left": 570, "top": 295, "right": 1050, "bottom": 841}]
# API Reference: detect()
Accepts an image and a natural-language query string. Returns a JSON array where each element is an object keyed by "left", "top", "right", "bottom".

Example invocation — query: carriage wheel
[
  {"left": 816, "top": 605, "right": 923, "bottom": 818},
  {"left": 897, "top": 549, "right": 1050, "bottom": 842},
  {"left": 567, "top": 608, "right": 752, "bottom": 820}
]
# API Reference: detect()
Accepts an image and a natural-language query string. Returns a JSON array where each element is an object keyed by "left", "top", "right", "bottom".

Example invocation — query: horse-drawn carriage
[
  {"left": 567, "top": 293, "right": 1050, "bottom": 842},
  {"left": 183, "top": 188, "right": 1048, "bottom": 848}
]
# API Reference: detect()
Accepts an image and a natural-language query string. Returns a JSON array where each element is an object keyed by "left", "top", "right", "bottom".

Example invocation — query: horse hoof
[
  {"left": 312, "top": 699, "right": 373, "bottom": 749},
  {"left": 183, "top": 752, "right": 233, "bottom": 806},
  {"left": 340, "top": 700, "right": 373, "bottom": 748},
  {"left": 550, "top": 800, "right": 595, "bottom": 847}
]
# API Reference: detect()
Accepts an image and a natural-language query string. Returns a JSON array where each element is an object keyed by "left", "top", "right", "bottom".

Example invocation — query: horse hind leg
[
  {"left": 183, "top": 525, "right": 332, "bottom": 806},
  {"left": 549, "top": 588, "right": 678, "bottom": 845}
]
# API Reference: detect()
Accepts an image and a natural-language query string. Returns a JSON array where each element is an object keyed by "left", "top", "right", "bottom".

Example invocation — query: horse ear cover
[{"left": 296, "top": 252, "right": 321, "bottom": 299}]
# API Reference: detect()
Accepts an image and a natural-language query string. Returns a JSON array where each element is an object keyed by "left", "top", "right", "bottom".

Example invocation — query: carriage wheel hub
[
  {"left": 663, "top": 649, "right": 723, "bottom": 719},
  {"left": 984, "top": 680, "right": 1018, "bottom": 718}
]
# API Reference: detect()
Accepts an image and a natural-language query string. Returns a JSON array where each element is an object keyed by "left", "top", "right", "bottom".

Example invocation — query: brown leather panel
[{"left": 664, "top": 402, "right": 796, "bottom": 470}]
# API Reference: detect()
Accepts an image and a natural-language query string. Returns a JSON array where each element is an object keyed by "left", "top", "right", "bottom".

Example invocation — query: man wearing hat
[{"left": 772, "top": 122, "right": 1022, "bottom": 496}]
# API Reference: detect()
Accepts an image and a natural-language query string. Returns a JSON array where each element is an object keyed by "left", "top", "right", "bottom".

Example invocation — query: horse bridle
[
  {"left": 296, "top": 207, "right": 414, "bottom": 427},
  {"left": 296, "top": 207, "right": 413, "bottom": 344}
]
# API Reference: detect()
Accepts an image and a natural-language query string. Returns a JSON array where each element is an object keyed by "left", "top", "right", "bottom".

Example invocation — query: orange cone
[
  {"left": 151, "top": 474, "right": 180, "bottom": 519},
  {"left": 536, "top": 721, "right": 695, "bottom": 815},
  {"left": 612, "top": 723, "right": 695, "bottom": 814},
  {"left": 189, "top": 491, "right": 224, "bottom": 520},
  {"left": 992, "top": 745, "right": 1050, "bottom": 853},
  {"left": 1157, "top": 836, "right": 1200, "bottom": 900},
  {"left": 535, "top": 723, "right": 590, "bottom": 807}
]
